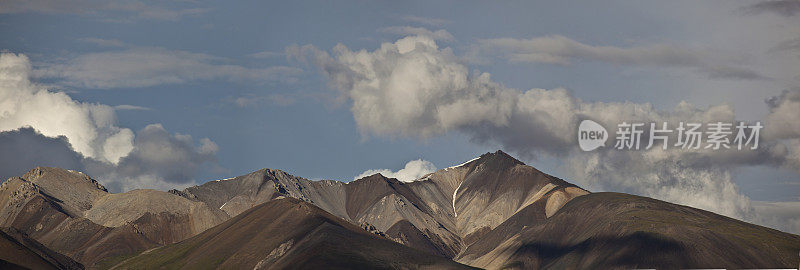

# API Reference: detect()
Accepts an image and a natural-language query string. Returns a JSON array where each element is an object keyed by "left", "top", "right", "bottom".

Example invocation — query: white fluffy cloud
[
  {"left": 355, "top": 159, "right": 437, "bottom": 182},
  {"left": 0, "top": 52, "right": 218, "bottom": 192},
  {"left": 294, "top": 35, "right": 800, "bottom": 232},
  {"left": 0, "top": 53, "right": 134, "bottom": 163}
]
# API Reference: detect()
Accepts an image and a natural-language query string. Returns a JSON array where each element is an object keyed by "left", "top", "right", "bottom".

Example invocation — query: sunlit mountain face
[{"left": 1, "top": 1, "right": 800, "bottom": 269}]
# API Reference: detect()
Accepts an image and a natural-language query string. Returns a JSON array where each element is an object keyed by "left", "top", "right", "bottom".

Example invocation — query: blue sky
[{"left": 2, "top": 1, "right": 800, "bottom": 232}]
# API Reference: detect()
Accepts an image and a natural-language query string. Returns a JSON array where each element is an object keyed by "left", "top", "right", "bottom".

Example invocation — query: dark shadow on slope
[{"left": 509, "top": 231, "right": 690, "bottom": 269}]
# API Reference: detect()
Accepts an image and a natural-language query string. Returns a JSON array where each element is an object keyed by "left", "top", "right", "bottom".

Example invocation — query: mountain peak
[
  {"left": 22, "top": 166, "right": 108, "bottom": 193},
  {"left": 488, "top": 149, "right": 522, "bottom": 162},
  {"left": 353, "top": 172, "right": 389, "bottom": 182},
  {"left": 471, "top": 150, "right": 525, "bottom": 168},
  {"left": 349, "top": 172, "right": 406, "bottom": 187}
]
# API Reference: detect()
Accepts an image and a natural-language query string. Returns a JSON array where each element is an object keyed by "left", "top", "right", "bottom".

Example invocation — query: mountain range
[{"left": 1, "top": 150, "right": 798, "bottom": 269}]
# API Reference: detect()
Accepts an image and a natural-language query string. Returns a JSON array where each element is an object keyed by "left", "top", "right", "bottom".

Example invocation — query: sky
[{"left": 1, "top": 0, "right": 800, "bottom": 233}]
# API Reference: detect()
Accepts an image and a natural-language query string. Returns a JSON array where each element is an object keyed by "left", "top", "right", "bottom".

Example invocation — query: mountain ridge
[{"left": 1, "top": 150, "right": 799, "bottom": 269}]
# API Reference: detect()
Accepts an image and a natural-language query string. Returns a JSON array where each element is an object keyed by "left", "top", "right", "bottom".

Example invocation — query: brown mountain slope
[
  {"left": 172, "top": 167, "right": 464, "bottom": 258},
  {"left": 168, "top": 151, "right": 586, "bottom": 260},
  {"left": 0, "top": 167, "right": 228, "bottom": 268},
  {"left": 456, "top": 192, "right": 800, "bottom": 269},
  {"left": 0, "top": 173, "right": 157, "bottom": 268},
  {"left": 5, "top": 151, "right": 800, "bottom": 269},
  {"left": 0, "top": 227, "right": 83, "bottom": 270},
  {"left": 408, "top": 150, "right": 588, "bottom": 240},
  {"left": 114, "top": 197, "right": 474, "bottom": 270}
]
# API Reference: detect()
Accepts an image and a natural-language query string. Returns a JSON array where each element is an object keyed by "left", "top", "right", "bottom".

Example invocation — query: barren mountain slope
[
  {"left": 115, "top": 197, "right": 474, "bottom": 270},
  {"left": 172, "top": 167, "right": 464, "bottom": 258},
  {"left": 0, "top": 167, "right": 229, "bottom": 268},
  {"left": 4, "top": 151, "right": 800, "bottom": 269},
  {"left": 408, "top": 151, "right": 589, "bottom": 240},
  {"left": 0, "top": 227, "right": 83, "bottom": 270},
  {"left": 169, "top": 151, "right": 590, "bottom": 260},
  {"left": 456, "top": 192, "right": 800, "bottom": 269}
]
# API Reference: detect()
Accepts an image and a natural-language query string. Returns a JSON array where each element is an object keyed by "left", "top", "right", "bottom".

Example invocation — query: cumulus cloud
[
  {"left": 0, "top": 53, "right": 134, "bottom": 163},
  {"left": 380, "top": 26, "right": 455, "bottom": 42},
  {"left": 292, "top": 35, "right": 800, "bottom": 232},
  {"left": 471, "top": 35, "right": 767, "bottom": 80},
  {"left": 0, "top": 52, "right": 218, "bottom": 192},
  {"left": 355, "top": 159, "right": 437, "bottom": 182},
  {"left": 86, "top": 124, "right": 218, "bottom": 191},
  {"left": 35, "top": 47, "right": 302, "bottom": 89},
  {"left": 764, "top": 89, "right": 800, "bottom": 139}
]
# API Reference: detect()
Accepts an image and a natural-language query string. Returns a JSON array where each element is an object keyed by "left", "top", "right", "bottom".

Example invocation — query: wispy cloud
[
  {"left": 248, "top": 51, "right": 284, "bottom": 59},
  {"left": 770, "top": 37, "right": 800, "bottom": 53},
  {"left": 0, "top": 0, "right": 209, "bottom": 22},
  {"left": 379, "top": 26, "right": 455, "bottom": 42},
  {"left": 113, "top": 104, "right": 152, "bottom": 111},
  {"left": 472, "top": 35, "right": 769, "bottom": 80},
  {"left": 400, "top": 15, "right": 449, "bottom": 27},
  {"left": 228, "top": 94, "right": 296, "bottom": 108},
  {"left": 77, "top": 37, "right": 126, "bottom": 48},
  {"left": 35, "top": 46, "right": 302, "bottom": 89},
  {"left": 752, "top": 201, "right": 800, "bottom": 234},
  {"left": 741, "top": 0, "right": 800, "bottom": 17}
]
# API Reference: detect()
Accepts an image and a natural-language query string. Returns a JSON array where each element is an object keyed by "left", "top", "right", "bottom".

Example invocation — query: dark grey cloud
[
  {"left": 0, "top": 127, "right": 85, "bottom": 182},
  {"left": 0, "top": 125, "right": 219, "bottom": 192},
  {"left": 115, "top": 124, "right": 217, "bottom": 183},
  {"left": 2, "top": 53, "right": 220, "bottom": 192},
  {"left": 82, "top": 124, "right": 219, "bottom": 192},
  {"left": 742, "top": 0, "right": 800, "bottom": 17}
]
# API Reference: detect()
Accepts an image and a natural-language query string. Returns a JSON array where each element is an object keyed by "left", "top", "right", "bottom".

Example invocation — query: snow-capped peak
[
  {"left": 445, "top": 157, "right": 480, "bottom": 171},
  {"left": 215, "top": 177, "right": 235, "bottom": 182}
]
